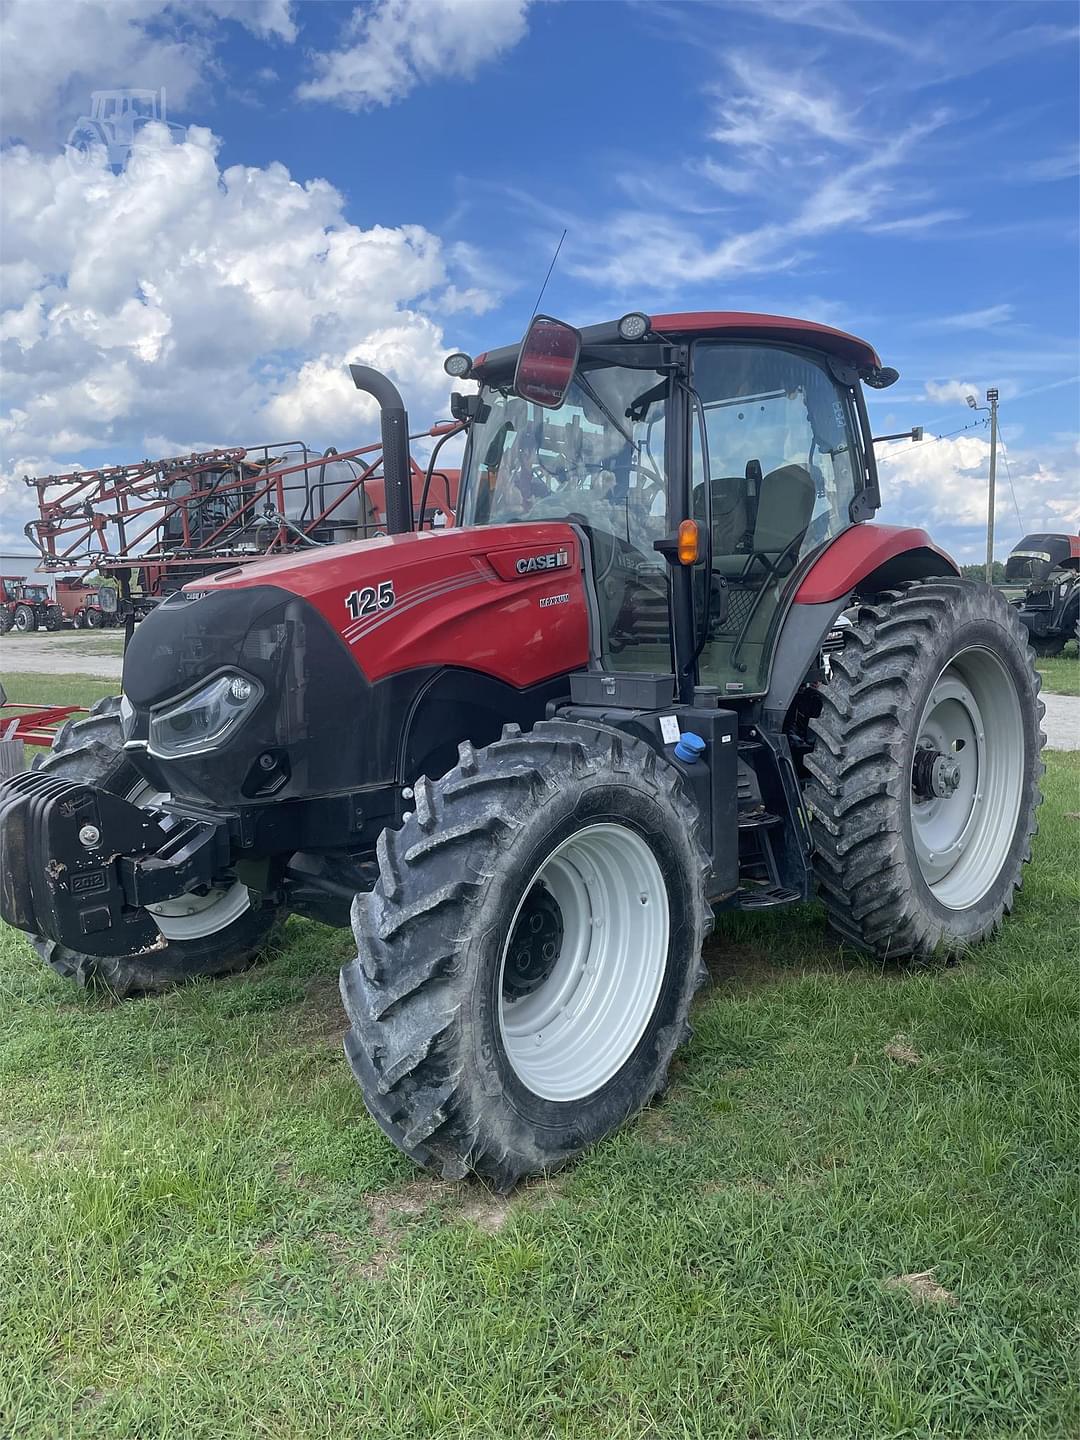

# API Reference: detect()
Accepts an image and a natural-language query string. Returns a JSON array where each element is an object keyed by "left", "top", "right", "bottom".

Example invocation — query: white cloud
[
  {"left": 0, "top": 125, "right": 482, "bottom": 533},
  {"left": 710, "top": 52, "right": 858, "bottom": 153},
  {"left": 924, "top": 379, "right": 980, "bottom": 405},
  {"left": 0, "top": 1, "right": 297, "bottom": 145},
  {"left": 876, "top": 431, "right": 1080, "bottom": 561},
  {"left": 864, "top": 208, "right": 965, "bottom": 234},
  {"left": 298, "top": 0, "right": 531, "bottom": 111},
  {"left": 936, "top": 304, "right": 1014, "bottom": 330},
  {"left": 199, "top": 1, "right": 297, "bottom": 43}
]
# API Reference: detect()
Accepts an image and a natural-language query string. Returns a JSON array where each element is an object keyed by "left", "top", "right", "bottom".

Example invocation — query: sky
[{"left": 0, "top": 0, "right": 1077, "bottom": 563}]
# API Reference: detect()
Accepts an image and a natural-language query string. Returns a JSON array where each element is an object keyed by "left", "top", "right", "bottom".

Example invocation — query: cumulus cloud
[
  {"left": 298, "top": 0, "right": 531, "bottom": 110},
  {"left": 0, "top": 124, "right": 479, "bottom": 534},
  {"left": 923, "top": 379, "right": 981, "bottom": 405},
  {"left": 876, "top": 431, "right": 1080, "bottom": 561},
  {"left": 0, "top": 1, "right": 296, "bottom": 145}
]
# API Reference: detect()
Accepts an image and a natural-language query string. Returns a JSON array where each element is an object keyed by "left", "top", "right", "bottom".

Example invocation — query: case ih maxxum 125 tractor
[{"left": 0, "top": 312, "right": 1044, "bottom": 1188}]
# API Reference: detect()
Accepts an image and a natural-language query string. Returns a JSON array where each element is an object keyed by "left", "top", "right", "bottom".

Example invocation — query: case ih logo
[{"left": 515, "top": 549, "right": 569, "bottom": 576}]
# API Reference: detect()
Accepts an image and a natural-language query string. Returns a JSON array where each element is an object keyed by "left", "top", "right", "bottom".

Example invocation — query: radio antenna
[{"left": 529, "top": 229, "right": 567, "bottom": 320}]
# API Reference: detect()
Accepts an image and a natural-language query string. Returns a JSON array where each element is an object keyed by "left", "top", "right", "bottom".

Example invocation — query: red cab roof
[
  {"left": 471, "top": 310, "right": 882, "bottom": 378},
  {"left": 648, "top": 312, "right": 881, "bottom": 369}
]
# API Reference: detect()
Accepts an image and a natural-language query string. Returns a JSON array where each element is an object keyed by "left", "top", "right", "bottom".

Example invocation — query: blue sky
[{"left": 1, "top": 0, "right": 1077, "bottom": 560}]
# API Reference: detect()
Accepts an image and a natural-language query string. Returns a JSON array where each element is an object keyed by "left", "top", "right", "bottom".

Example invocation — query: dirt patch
[
  {"left": 884, "top": 1269, "right": 957, "bottom": 1306},
  {"left": 884, "top": 1035, "right": 922, "bottom": 1066},
  {"left": 298, "top": 971, "right": 348, "bottom": 1043}
]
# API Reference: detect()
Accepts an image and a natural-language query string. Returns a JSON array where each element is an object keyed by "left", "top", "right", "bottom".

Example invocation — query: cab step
[
  {"left": 737, "top": 808, "right": 781, "bottom": 830},
  {"left": 732, "top": 884, "right": 801, "bottom": 911}
]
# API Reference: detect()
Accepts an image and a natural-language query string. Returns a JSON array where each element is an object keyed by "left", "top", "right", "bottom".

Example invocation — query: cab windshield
[
  {"left": 459, "top": 364, "right": 668, "bottom": 539},
  {"left": 459, "top": 364, "right": 673, "bottom": 670}
]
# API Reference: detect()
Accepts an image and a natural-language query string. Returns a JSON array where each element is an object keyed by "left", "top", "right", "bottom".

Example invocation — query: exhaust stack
[{"left": 349, "top": 364, "right": 412, "bottom": 535}]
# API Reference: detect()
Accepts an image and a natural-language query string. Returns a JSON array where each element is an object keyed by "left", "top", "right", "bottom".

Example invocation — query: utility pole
[{"left": 984, "top": 388, "right": 999, "bottom": 584}]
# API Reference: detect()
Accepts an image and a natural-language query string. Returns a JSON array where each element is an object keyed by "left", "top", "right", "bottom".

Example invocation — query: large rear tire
[
  {"left": 25, "top": 697, "right": 279, "bottom": 996},
  {"left": 805, "top": 579, "right": 1044, "bottom": 960},
  {"left": 341, "top": 720, "right": 712, "bottom": 1189}
]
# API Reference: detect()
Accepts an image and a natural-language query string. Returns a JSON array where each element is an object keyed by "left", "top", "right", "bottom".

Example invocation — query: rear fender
[{"left": 764, "top": 524, "right": 959, "bottom": 719}]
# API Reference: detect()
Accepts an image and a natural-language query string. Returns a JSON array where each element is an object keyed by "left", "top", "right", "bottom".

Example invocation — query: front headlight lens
[{"left": 148, "top": 671, "right": 263, "bottom": 758}]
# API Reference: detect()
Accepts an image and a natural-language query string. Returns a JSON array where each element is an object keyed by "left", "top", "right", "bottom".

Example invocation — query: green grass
[
  {"left": 0, "top": 703, "right": 1077, "bottom": 1438},
  {"left": 0, "top": 670, "right": 118, "bottom": 710},
  {"left": 1038, "top": 646, "right": 1078, "bottom": 697}
]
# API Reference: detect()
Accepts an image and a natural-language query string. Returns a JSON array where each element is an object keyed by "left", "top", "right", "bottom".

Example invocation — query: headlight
[{"left": 148, "top": 671, "right": 263, "bottom": 759}]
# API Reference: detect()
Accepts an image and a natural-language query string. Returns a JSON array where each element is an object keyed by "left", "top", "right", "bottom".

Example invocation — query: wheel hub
[
  {"left": 503, "top": 884, "right": 564, "bottom": 999},
  {"left": 912, "top": 744, "right": 963, "bottom": 801}
]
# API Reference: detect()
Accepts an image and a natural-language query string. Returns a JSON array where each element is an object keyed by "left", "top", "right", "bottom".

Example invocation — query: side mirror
[{"left": 513, "top": 314, "right": 581, "bottom": 410}]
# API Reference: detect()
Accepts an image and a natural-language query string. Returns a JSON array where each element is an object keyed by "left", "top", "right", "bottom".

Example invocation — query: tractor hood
[{"left": 119, "top": 522, "right": 589, "bottom": 812}]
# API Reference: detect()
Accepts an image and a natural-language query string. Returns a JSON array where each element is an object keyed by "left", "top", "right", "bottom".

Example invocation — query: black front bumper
[{"left": 0, "top": 770, "right": 232, "bottom": 957}]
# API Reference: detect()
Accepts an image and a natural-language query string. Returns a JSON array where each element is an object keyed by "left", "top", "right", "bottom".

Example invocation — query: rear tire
[
  {"left": 25, "top": 697, "right": 279, "bottom": 996},
  {"left": 805, "top": 579, "right": 1044, "bottom": 961},
  {"left": 13, "top": 604, "right": 35, "bottom": 633},
  {"left": 0, "top": 608, "right": 11, "bottom": 635},
  {"left": 341, "top": 720, "right": 712, "bottom": 1188},
  {"left": 86, "top": 607, "right": 104, "bottom": 629}
]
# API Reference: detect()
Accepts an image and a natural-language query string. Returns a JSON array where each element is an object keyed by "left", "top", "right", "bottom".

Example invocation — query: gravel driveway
[
  {"left": 0, "top": 632, "right": 124, "bottom": 680},
  {"left": 2, "top": 632, "right": 1078, "bottom": 747}
]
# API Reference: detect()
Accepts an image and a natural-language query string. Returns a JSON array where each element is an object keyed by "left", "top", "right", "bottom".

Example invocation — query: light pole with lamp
[{"left": 966, "top": 389, "right": 999, "bottom": 584}]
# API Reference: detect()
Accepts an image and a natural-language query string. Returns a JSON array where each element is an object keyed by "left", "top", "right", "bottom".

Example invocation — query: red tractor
[
  {"left": 54, "top": 577, "right": 120, "bottom": 629},
  {"left": 0, "top": 576, "right": 63, "bottom": 634},
  {"left": 0, "top": 312, "right": 1044, "bottom": 1188}
]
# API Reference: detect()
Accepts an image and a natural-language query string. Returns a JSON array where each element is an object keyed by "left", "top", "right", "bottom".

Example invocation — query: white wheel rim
[
  {"left": 910, "top": 646, "right": 1024, "bottom": 910},
  {"left": 498, "top": 822, "right": 669, "bottom": 1102},
  {"left": 128, "top": 782, "right": 250, "bottom": 941}
]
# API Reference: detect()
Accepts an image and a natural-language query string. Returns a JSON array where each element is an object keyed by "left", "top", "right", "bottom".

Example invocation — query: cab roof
[{"left": 471, "top": 310, "right": 882, "bottom": 378}]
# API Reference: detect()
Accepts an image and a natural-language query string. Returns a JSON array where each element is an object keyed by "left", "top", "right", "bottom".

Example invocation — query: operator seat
[{"left": 713, "top": 463, "right": 816, "bottom": 579}]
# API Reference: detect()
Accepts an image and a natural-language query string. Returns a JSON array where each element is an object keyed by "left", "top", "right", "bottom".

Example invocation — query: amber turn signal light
[{"left": 677, "top": 519, "right": 700, "bottom": 565}]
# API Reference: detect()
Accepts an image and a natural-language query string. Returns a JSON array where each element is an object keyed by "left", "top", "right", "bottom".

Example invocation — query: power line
[{"left": 996, "top": 435, "right": 1026, "bottom": 534}]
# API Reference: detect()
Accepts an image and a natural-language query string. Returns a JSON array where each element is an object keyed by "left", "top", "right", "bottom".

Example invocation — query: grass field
[
  {"left": 1037, "top": 648, "right": 1078, "bottom": 697},
  {"left": 0, "top": 674, "right": 1077, "bottom": 1439}
]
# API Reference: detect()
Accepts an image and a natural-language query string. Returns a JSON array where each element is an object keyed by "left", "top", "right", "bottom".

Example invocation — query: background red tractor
[
  {"left": 0, "top": 576, "right": 62, "bottom": 634},
  {"left": 54, "top": 577, "right": 119, "bottom": 629},
  {"left": 0, "top": 311, "right": 1044, "bottom": 1189}
]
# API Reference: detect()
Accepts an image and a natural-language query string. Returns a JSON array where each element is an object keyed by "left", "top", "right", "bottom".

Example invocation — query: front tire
[
  {"left": 13, "top": 604, "right": 35, "bottom": 633},
  {"left": 86, "top": 607, "right": 104, "bottom": 629},
  {"left": 341, "top": 720, "right": 712, "bottom": 1189},
  {"left": 26, "top": 698, "right": 279, "bottom": 996},
  {"left": 805, "top": 579, "right": 1044, "bottom": 960}
]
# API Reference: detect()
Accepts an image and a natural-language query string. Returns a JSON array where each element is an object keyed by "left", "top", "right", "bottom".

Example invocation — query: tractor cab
[{"left": 457, "top": 312, "right": 883, "bottom": 697}]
